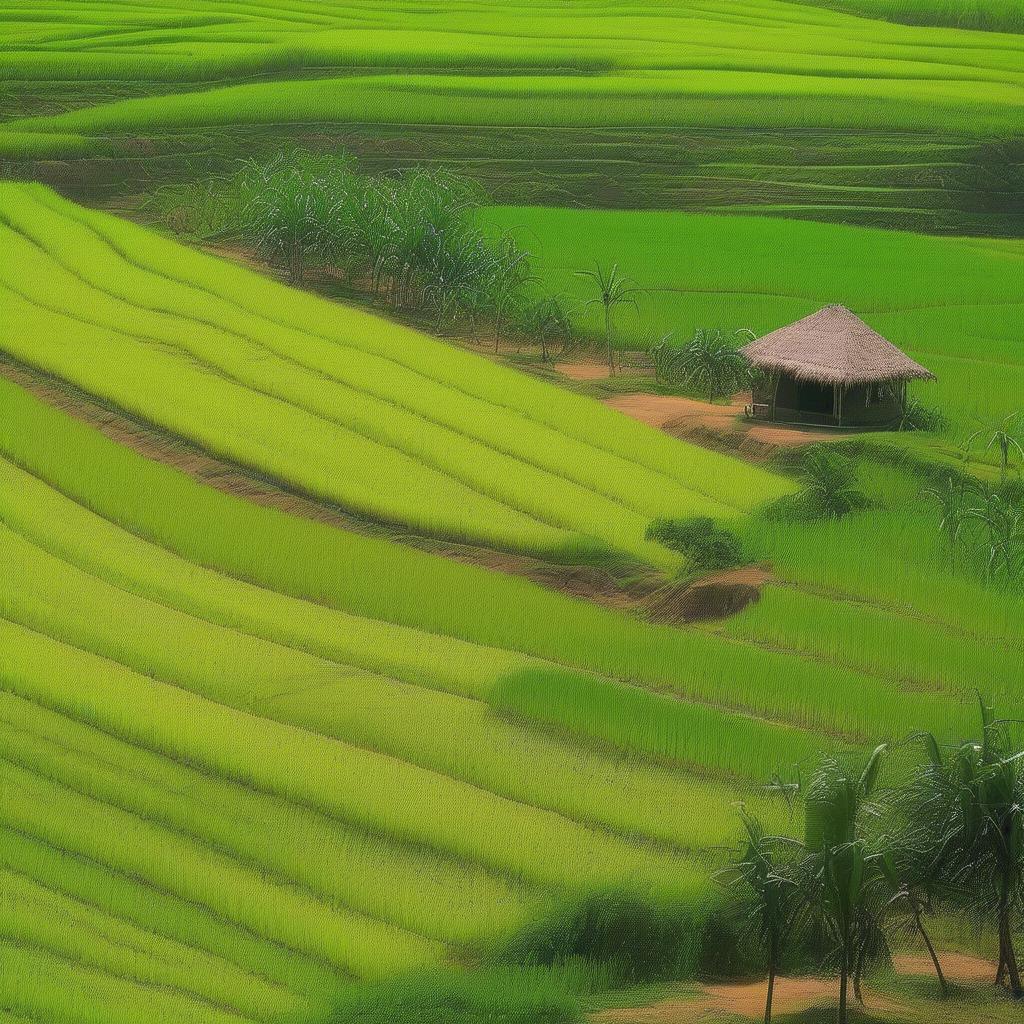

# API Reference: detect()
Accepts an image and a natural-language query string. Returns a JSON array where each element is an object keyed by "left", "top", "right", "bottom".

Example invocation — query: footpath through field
[{"left": 593, "top": 952, "right": 999, "bottom": 1023}]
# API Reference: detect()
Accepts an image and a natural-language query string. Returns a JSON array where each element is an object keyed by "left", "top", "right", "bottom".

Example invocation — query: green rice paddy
[
  {"left": 1, "top": 1, "right": 1021, "bottom": 1020},
  {"left": 484, "top": 205, "right": 1024, "bottom": 432}
]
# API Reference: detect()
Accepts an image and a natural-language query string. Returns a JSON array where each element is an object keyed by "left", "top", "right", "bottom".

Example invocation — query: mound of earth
[{"left": 645, "top": 566, "right": 769, "bottom": 623}]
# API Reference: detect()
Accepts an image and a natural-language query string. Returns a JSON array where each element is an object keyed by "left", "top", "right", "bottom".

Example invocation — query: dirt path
[
  {"left": 555, "top": 360, "right": 614, "bottom": 381},
  {"left": 893, "top": 951, "right": 997, "bottom": 984},
  {"left": 594, "top": 952, "right": 999, "bottom": 1023},
  {"left": 603, "top": 390, "right": 839, "bottom": 452},
  {"left": 595, "top": 976, "right": 902, "bottom": 1023}
]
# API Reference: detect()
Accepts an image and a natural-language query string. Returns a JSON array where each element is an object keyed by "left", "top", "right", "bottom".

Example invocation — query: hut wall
[
  {"left": 749, "top": 373, "right": 904, "bottom": 427},
  {"left": 840, "top": 383, "right": 903, "bottom": 427}
]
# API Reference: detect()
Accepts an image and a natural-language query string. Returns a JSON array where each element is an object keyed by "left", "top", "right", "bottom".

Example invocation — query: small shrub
[
  {"left": 650, "top": 328, "right": 753, "bottom": 401},
  {"left": 495, "top": 889, "right": 707, "bottom": 987},
  {"left": 645, "top": 516, "right": 743, "bottom": 574},
  {"left": 769, "top": 446, "right": 869, "bottom": 521},
  {"left": 899, "top": 399, "right": 947, "bottom": 433},
  {"left": 325, "top": 968, "right": 580, "bottom": 1024}
]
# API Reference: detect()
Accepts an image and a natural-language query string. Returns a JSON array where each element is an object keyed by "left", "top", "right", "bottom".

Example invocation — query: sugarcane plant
[
  {"left": 576, "top": 262, "right": 641, "bottom": 375},
  {"left": 968, "top": 412, "right": 1024, "bottom": 484}
]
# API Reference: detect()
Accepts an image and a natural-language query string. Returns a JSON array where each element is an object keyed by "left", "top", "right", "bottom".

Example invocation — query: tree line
[{"left": 720, "top": 697, "right": 1024, "bottom": 1023}]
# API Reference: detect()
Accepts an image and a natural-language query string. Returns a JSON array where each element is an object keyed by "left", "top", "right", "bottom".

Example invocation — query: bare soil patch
[
  {"left": 595, "top": 976, "right": 901, "bottom": 1023},
  {"left": 605, "top": 391, "right": 838, "bottom": 454},
  {"left": 555, "top": 360, "right": 613, "bottom": 381},
  {"left": 893, "top": 952, "right": 997, "bottom": 985},
  {"left": 645, "top": 565, "right": 770, "bottom": 624}
]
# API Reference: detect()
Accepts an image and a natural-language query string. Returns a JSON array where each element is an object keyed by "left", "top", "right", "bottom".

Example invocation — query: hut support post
[{"left": 833, "top": 384, "right": 844, "bottom": 427}]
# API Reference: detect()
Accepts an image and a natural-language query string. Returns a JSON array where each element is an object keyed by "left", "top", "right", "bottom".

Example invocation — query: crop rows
[
  {"left": 0, "top": 184, "right": 789, "bottom": 567},
  {"left": 3, "top": 372, "right": 1018, "bottom": 1017},
  {"left": 485, "top": 205, "right": 1024, "bottom": 433}
]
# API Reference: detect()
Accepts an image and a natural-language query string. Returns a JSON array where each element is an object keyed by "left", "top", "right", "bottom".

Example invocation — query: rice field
[
  {"left": 484, "top": 205, "right": 1024, "bottom": 433},
  {"left": 1, "top": 350, "right": 1020, "bottom": 1017},
  {"left": 1, "top": 0, "right": 1021, "bottom": 231},
  {"left": 0, "top": 182, "right": 794, "bottom": 567},
  {"left": 2, "top": 2, "right": 1022, "bottom": 1020}
]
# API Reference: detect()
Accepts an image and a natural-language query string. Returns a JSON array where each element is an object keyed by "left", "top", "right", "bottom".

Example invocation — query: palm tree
[
  {"left": 717, "top": 808, "right": 807, "bottom": 1023},
  {"left": 968, "top": 412, "right": 1024, "bottom": 484},
  {"left": 802, "top": 745, "right": 887, "bottom": 1024},
  {"left": 904, "top": 698, "right": 1024, "bottom": 997},
  {"left": 576, "top": 263, "right": 641, "bottom": 375},
  {"left": 678, "top": 327, "right": 753, "bottom": 403}
]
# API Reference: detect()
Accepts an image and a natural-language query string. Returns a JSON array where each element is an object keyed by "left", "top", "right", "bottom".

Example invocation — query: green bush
[
  {"left": 324, "top": 969, "right": 580, "bottom": 1024},
  {"left": 899, "top": 398, "right": 947, "bottom": 433},
  {"left": 494, "top": 889, "right": 708, "bottom": 987},
  {"left": 769, "top": 447, "right": 869, "bottom": 522},
  {"left": 645, "top": 516, "right": 744, "bottom": 573}
]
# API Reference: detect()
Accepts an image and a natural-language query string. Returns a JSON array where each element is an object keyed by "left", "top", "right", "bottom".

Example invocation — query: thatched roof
[{"left": 741, "top": 305, "right": 934, "bottom": 385}]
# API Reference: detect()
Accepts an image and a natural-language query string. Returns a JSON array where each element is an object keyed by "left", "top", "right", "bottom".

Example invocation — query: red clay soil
[
  {"left": 555, "top": 360, "right": 613, "bottom": 381},
  {"left": 594, "top": 953, "right": 999, "bottom": 1023},
  {"left": 595, "top": 976, "right": 901, "bottom": 1023},
  {"left": 893, "top": 952, "right": 997, "bottom": 984},
  {"left": 604, "top": 391, "right": 836, "bottom": 451}
]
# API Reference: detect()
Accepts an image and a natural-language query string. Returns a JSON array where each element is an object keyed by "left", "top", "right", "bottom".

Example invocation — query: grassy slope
[
  {"left": 3, "top": 367, "right": 1022, "bottom": 1019},
  {"left": 484, "top": 205, "right": 1024, "bottom": 431},
  {"left": 0, "top": 183, "right": 793, "bottom": 566},
  {"left": 2, "top": 0, "right": 1022, "bottom": 146}
]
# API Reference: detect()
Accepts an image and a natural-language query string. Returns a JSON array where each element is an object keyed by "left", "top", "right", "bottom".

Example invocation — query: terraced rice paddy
[
  {"left": 1, "top": 195, "right": 1022, "bottom": 1018},
  {"left": 485, "top": 205, "right": 1024, "bottom": 432},
  {"left": 2, "top": 0, "right": 1022, "bottom": 230},
  {"left": 2, "top": 1, "right": 1022, "bottom": 1020},
  {"left": 0, "top": 182, "right": 793, "bottom": 566}
]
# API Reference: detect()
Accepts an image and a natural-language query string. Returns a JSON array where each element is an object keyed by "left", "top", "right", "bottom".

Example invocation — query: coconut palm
[
  {"left": 904, "top": 698, "right": 1024, "bottom": 997},
  {"left": 802, "top": 745, "right": 887, "bottom": 1024},
  {"left": 717, "top": 809, "right": 808, "bottom": 1023},
  {"left": 968, "top": 412, "right": 1024, "bottom": 484},
  {"left": 576, "top": 263, "right": 641, "bottom": 375}
]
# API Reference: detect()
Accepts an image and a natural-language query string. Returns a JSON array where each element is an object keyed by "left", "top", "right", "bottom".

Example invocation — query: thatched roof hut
[{"left": 741, "top": 305, "right": 934, "bottom": 428}]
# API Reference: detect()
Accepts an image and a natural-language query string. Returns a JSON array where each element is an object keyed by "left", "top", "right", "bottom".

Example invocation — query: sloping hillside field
[
  {"left": 1, "top": 190, "right": 1023, "bottom": 1021},
  {"left": 0, "top": 183, "right": 791, "bottom": 567},
  {"left": 2, "top": 1, "right": 1024, "bottom": 1021}
]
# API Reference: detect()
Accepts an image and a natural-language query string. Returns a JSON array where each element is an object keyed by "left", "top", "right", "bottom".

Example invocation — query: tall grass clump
[
  {"left": 151, "top": 149, "right": 556, "bottom": 339},
  {"left": 324, "top": 967, "right": 580, "bottom": 1024},
  {"left": 493, "top": 888, "right": 712, "bottom": 989}
]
